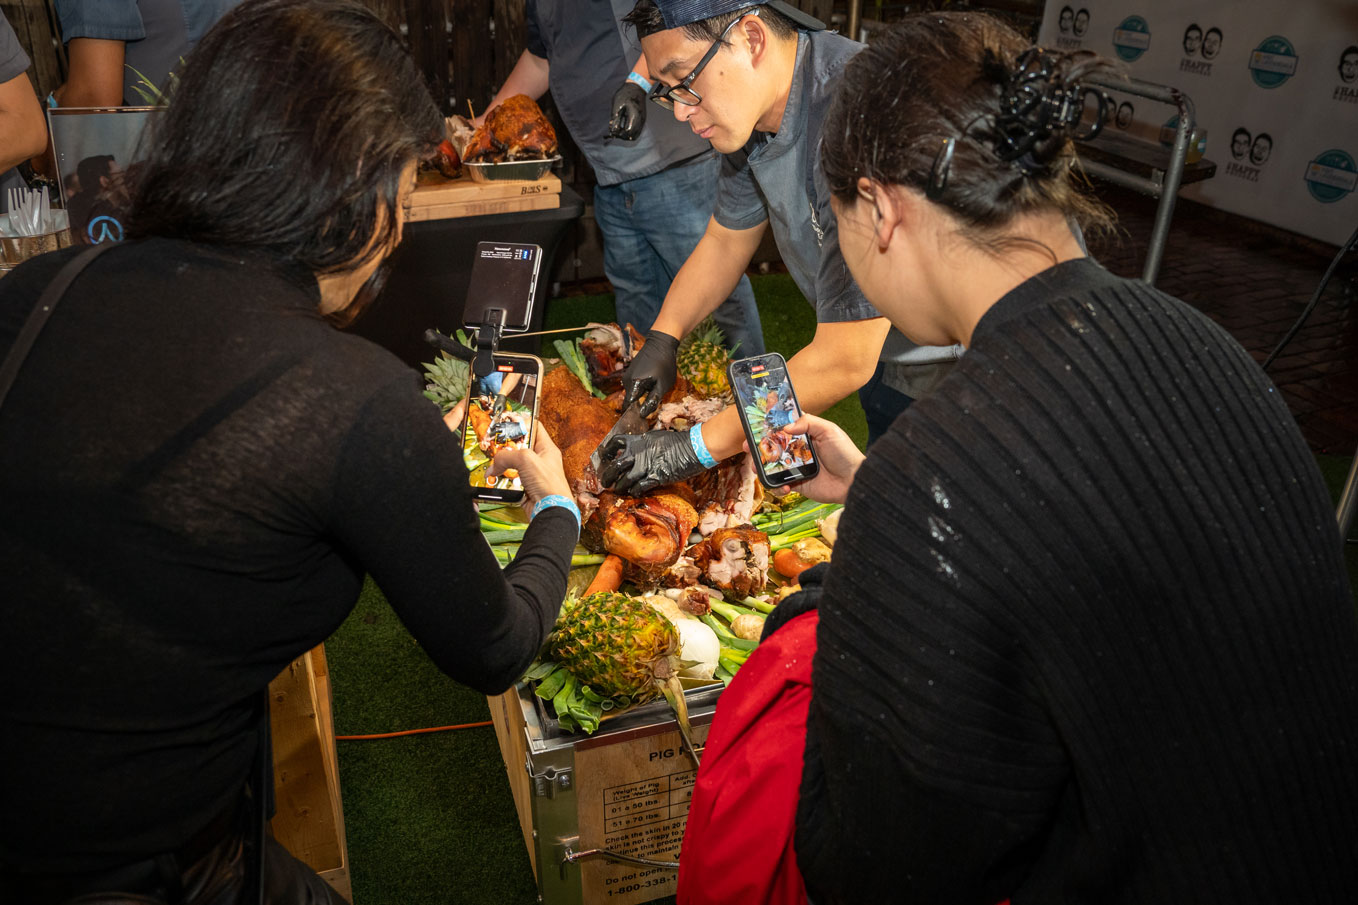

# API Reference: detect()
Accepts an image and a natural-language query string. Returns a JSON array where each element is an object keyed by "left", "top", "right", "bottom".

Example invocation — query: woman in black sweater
[
  {"left": 0, "top": 2, "right": 578, "bottom": 902},
  {"left": 770, "top": 13, "right": 1358, "bottom": 904}
]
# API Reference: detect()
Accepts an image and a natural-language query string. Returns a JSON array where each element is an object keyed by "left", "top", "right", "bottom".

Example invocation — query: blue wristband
[
  {"left": 626, "top": 71, "right": 652, "bottom": 92},
  {"left": 688, "top": 423, "right": 717, "bottom": 469},
  {"left": 531, "top": 494, "right": 581, "bottom": 533}
]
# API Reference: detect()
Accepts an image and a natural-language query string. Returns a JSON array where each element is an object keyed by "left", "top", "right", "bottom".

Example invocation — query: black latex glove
[
  {"left": 620, "top": 329, "right": 679, "bottom": 416},
  {"left": 608, "top": 80, "right": 648, "bottom": 141},
  {"left": 598, "top": 429, "right": 706, "bottom": 496}
]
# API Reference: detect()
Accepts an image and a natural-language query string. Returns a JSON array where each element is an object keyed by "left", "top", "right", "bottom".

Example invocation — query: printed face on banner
[
  {"left": 1341, "top": 47, "right": 1358, "bottom": 84},
  {"left": 1183, "top": 24, "right": 1203, "bottom": 56},
  {"left": 1231, "top": 129, "right": 1252, "bottom": 161},
  {"left": 1058, "top": 5, "right": 1074, "bottom": 33},
  {"left": 1202, "top": 28, "right": 1223, "bottom": 59},
  {"left": 1073, "top": 8, "right": 1089, "bottom": 36},
  {"left": 1249, "top": 134, "right": 1273, "bottom": 166}
]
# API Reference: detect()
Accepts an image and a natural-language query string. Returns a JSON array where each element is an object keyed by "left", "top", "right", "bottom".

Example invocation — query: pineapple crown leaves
[
  {"left": 678, "top": 316, "right": 727, "bottom": 353},
  {"left": 420, "top": 330, "right": 474, "bottom": 412}
]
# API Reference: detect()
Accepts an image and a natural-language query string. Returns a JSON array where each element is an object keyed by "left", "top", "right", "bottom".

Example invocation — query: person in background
[
  {"left": 477, "top": 0, "right": 763, "bottom": 356},
  {"left": 0, "top": 12, "right": 47, "bottom": 214},
  {"left": 51, "top": 0, "right": 241, "bottom": 106},
  {"left": 0, "top": 1, "right": 579, "bottom": 902},
  {"left": 601, "top": 0, "right": 961, "bottom": 500},
  {"left": 710, "top": 12, "right": 1358, "bottom": 903}
]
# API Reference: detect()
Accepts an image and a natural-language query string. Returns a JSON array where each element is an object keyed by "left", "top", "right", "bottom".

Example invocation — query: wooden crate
[
  {"left": 489, "top": 683, "right": 719, "bottom": 905},
  {"left": 269, "top": 646, "right": 351, "bottom": 901}
]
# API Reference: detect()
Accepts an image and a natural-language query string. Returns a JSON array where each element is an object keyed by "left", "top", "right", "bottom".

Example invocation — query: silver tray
[{"left": 463, "top": 156, "right": 561, "bottom": 183}]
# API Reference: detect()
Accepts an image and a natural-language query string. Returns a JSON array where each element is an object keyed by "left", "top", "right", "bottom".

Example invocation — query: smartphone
[
  {"left": 460, "top": 352, "right": 543, "bottom": 502},
  {"left": 727, "top": 353, "right": 819, "bottom": 489}
]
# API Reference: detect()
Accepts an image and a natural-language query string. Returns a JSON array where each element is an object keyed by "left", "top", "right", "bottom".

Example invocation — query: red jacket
[{"left": 677, "top": 611, "right": 819, "bottom": 905}]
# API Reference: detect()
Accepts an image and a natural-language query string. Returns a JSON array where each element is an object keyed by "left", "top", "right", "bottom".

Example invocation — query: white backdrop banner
[{"left": 1038, "top": 1, "right": 1358, "bottom": 246}]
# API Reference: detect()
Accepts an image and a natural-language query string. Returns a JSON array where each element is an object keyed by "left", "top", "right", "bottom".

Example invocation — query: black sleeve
[
  {"left": 329, "top": 374, "right": 574, "bottom": 694},
  {"left": 792, "top": 442, "right": 1069, "bottom": 904}
]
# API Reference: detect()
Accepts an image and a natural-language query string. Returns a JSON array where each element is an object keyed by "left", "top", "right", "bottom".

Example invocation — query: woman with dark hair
[
  {"left": 0, "top": 1, "right": 577, "bottom": 903},
  {"left": 686, "top": 11, "right": 1358, "bottom": 905}
]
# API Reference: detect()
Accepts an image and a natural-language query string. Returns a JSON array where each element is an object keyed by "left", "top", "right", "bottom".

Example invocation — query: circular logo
[
  {"left": 86, "top": 215, "right": 124, "bottom": 244},
  {"left": 1304, "top": 149, "right": 1357, "bottom": 203},
  {"left": 1248, "top": 35, "right": 1299, "bottom": 89},
  {"left": 1113, "top": 16, "right": 1152, "bottom": 62}
]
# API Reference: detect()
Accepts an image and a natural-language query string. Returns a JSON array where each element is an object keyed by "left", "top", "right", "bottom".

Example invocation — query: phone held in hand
[
  {"left": 727, "top": 352, "right": 819, "bottom": 489},
  {"left": 461, "top": 352, "right": 544, "bottom": 502}
]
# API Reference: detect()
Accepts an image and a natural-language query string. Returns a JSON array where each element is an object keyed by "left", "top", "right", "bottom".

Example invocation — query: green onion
[
  {"left": 718, "top": 655, "right": 746, "bottom": 676},
  {"left": 740, "top": 596, "right": 777, "bottom": 614},
  {"left": 535, "top": 666, "right": 570, "bottom": 700},
  {"left": 701, "top": 614, "right": 759, "bottom": 650},
  {"left": 709, "top": 600, "right": 758, "bottom": 623},
  {"left": 524, "top": 660, "right": 559, "bottom": 682},
  {"left": 719, "top": 647, "right": 751, "bottom": 665}
]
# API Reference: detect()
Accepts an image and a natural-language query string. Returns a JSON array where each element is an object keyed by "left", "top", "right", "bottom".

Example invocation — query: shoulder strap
[{"left": 0, "top": 242, "right": 117, "bottom": 412}]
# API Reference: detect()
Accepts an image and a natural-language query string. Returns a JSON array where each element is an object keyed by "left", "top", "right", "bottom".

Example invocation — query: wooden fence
[{"left": 4, "top": 0, "right": 1041, "bottom": 189}]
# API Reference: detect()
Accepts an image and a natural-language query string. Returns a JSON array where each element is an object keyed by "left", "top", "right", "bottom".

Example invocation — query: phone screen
[
  {"left": 461, "top": 354, "right": 542, "bottom": 501},
  {"left": 727, "top": 353, "right": 818, "bottom": 488}
]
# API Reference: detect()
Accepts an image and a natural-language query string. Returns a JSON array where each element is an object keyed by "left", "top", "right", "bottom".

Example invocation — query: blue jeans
[{"left": 592, "top": 154, "right": 764, "bottom": 357}]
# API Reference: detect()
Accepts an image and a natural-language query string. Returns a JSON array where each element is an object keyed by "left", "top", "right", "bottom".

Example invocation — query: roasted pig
[{"left": 668, "top": 526, "right": 770, "bottom": 600}]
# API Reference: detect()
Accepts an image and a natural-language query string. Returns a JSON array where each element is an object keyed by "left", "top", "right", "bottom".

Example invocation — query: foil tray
[{"left": 463, "top": 156, "right": 561, "bottom": 183}]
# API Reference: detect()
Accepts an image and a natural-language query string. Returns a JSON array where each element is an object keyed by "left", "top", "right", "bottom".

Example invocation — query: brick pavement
[{"left": 1086, "top": 185, "right": 1357, "bottom": 457}]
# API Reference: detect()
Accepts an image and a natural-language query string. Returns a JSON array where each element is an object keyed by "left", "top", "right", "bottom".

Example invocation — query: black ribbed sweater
[
  {"left": 0, "top": 239, "right": 576, "bottom": 873},
  {"left": 795, "top": 259, "right": 1358, "bottom": 903}
]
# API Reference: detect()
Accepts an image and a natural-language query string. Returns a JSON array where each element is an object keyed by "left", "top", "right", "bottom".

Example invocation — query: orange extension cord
[{"left": 334, "top": 720, "right": 492, "bottom": 740}]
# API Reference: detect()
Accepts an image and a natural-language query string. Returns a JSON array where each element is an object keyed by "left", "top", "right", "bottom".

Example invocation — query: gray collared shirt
[
  {"left": 526, "top": 0, "right": 715, "bottom": 187},
  {"left": 711, "top": 30, "right": 963, "bottom": 384}
]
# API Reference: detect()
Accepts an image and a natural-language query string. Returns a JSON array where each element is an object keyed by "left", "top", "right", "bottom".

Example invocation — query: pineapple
[
  {"left": 547, "top": 592, "right": 696, "bottom": 751},
  {"left": 421, "top": 330, "right": 473, "bottom": 412},
  {"left": 677, "top": 317, "right": 734, "bottom": 399}
]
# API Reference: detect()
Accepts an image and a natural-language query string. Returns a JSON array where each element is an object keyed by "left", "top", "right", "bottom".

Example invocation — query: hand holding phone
[
  {"left": 727, "top": 353, "right": 819, "bottom": 489},
  {"left": 775, "top": 414, "right": 864, "bottom": 504},
  {"left": 462, "top": 353, "right": 544, "bottom": 502},
  {"left": 487, "top": 424, "right": 572, "bottom": 514}
]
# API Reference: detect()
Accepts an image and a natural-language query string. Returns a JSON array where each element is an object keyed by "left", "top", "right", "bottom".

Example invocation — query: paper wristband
[
  {"left": 531, "top": 494, "right": 581, "bottom": 532},
  {"left": 627, "top": 71, "right": 652, "bottom": 92},
  {"left": 688, "top": 423, "right": 718, "bottom": 469}
]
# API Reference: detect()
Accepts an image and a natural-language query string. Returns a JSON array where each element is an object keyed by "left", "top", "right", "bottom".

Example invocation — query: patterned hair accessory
[{"left": 994, "top": 48, "right": 1107, "bottom": 169}]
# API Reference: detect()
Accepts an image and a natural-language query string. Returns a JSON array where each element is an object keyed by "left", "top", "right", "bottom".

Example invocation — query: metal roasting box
[{"left": 488, "top": 680, "right": 722, "bottom": 905}]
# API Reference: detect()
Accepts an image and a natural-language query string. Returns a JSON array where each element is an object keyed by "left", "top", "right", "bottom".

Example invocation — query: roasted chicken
[{"left": 462, "top": 94, "right": 558, "bottom": 163}]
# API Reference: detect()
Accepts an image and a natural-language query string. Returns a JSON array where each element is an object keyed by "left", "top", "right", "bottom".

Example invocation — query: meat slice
[{"left": 688, "top": 526, "right": 770, "bottom": 600}]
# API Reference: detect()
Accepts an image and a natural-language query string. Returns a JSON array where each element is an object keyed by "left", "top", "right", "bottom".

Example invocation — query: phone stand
[{"left": 472, "top": 308, "right": 507, "bottom": 380}]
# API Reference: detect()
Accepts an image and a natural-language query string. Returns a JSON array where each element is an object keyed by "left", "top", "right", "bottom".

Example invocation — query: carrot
[
  {"left": 582, "top": 554, "right": 624, "bottom": 596},
  {"left": 772, "top": 538, "right": 832, "bottom": 579}
]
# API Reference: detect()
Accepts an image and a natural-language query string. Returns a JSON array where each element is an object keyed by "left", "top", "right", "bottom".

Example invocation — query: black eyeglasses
[{"left": 648, "top": 9, "right": 760, "bottom": 110}]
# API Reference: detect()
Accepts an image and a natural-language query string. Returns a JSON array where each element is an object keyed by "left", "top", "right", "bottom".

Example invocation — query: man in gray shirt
[
  {"left": 0, "top": 13, "right": 47, "bottom": 215},
  {"left": 602, "top": 0, "right": 960, "bottom": 494},
  {"left": 479, "top": 0, "right": 762, "bottom": 355}
]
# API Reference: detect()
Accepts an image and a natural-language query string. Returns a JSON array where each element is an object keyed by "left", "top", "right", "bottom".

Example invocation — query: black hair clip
[
  {"left": 926, "top": 137, "right": 956, "bottom": 200},
  {"left": 994, "top": 48, "right": 1107, "bottom": 168}
]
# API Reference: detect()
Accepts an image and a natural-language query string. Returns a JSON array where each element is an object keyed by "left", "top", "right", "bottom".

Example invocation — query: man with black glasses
[
  {"left": 601, "top": 0, "right": 960, "bottom": 495},
  {"left": 477, "top": 0, "right": 762, "bottom": 357}
]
